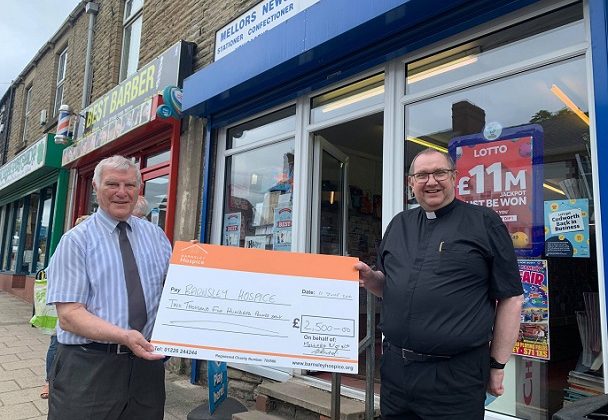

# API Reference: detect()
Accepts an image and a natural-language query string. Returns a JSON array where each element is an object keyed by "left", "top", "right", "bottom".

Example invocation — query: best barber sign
[{"left": 449, "top": 124, "right": 544, "bottom": 257}]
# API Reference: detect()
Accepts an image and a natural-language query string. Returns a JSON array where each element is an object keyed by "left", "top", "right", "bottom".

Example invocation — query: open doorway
[{"left": 309, "top": 112, "right": 383, "bottom": 389}]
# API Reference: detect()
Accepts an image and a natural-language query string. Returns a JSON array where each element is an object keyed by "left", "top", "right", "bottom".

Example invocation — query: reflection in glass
[
  {"left": 121, "top": 15, "right": 142, "bottom": 81},
  {"left": 3, "top": 204, "right": 14, "bottom": 270},
  {"left": 311, "top": 73, "right": 384, "bottom": 124},
  {"left": 0, "top": 208, "right": 5, "bottom": 266},
  {"left": 23, "top": 193, "right": 39, "bottom": 273},
  {"left": 86, "top": 180, "right": 99, "bottom": 215},
  {"left": 144, "top": 175, "right": 169, "bottom": 229},
  {"left": 227, "top": 106, "right": 295, "bottom": 149},
  {"left": 223, "top": 140, "right": 295, "bottom": 250},
  {"left": 36, "top": 189, "right": 53, "bottom": 272},
  {"left": 406, "top": 4, "right": 583, "bottom": 95},
  {"left": 147, "top": 150, "right": 170, "bottom": 167},
  {"left": 9, "top": 200, "right": 24, "bottom": 272},
  {"left": 405, "top": 56, "right": 589, "bottom": 206}
]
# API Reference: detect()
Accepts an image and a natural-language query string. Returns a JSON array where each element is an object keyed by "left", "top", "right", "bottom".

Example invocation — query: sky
[{"left": 0, "top": 0, "right": 82, "bottom": 98}]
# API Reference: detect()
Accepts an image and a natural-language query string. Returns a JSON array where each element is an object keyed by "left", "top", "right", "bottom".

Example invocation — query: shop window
[
  {"left": 405, "top": 4, "right": 583, "bottom": 95},
  {"left": 227, "top": 106, "right": 295, "bottom": 149},
  {"left": 146, "top": 150, "right": 170, "bottom": 167},
  {"left": 84, "top": 179, "right": 99, "bottom": 216},
  {"left": 21, "top": 85, "right": 32, "bottom": 144},
  {"left": 404, "top": 6, "right": 597, "bottom": 418},
  {"left": 120, "top": 0, "right": 143, "bottom": 81},
  {"left": 222, "top": 110, "right": 296, "bottom": 251},
  {"left": 7, "top": 199, "right": 25, "bottom": 272},
  {"left": 35, "top": 188, "right": 54, "bottom": 272},
  {"left": 23, "top": 193, "right": 40, "bottom": 273},
  {"left": 0, "top": 207, "right": 7, "bottom": 266},
  {"left": 2, "top": 203, "right": 15, "bottom": 270},
  {"left": 143, "top": 175, "right": 168, "bottom": 229},
  {"left": 53, "top": 47, "right": 68, "bottom": 117},
  {"left": 310, "top": 73, "right": 384, "bottom": 124},
  {"left": 223, "top": 141, "right": 294, "bottom": 250}
]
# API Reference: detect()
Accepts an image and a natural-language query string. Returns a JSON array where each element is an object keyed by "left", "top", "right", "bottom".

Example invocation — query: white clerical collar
[{"left": 425, "top": 211, "right": 436, "bottom": 219}]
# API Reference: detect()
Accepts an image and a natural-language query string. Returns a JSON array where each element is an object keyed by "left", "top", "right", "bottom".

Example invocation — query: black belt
[
  {"left": 78, "top": 342, "right": 132, "bottom": 355},
  {"left": 385, "top": 341, "right": 452, "bottom": 362}
]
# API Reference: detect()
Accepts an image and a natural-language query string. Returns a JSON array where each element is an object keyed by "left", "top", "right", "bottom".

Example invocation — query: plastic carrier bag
[{"left": 30, "top": 269, "right": 57, "bottom": 334}]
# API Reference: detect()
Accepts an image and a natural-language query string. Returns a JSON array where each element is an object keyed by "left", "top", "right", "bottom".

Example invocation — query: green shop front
[{"left": 0, "top": 134, "right": 68, "bottom": 302}]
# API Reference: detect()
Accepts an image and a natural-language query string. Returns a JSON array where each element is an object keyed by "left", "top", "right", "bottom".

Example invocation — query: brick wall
[
  {"left": 138, "top": 0, "right": 259, "bottom": 72},
  {"left": 6, "top": 6, "right": 88, "bottom": 159}
]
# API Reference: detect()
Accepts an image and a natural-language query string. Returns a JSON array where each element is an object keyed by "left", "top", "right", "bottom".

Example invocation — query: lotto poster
[
  {"left": 449, "top": 125, "right": 544, "bottom": 257},
  {"left": 513, "top": 259, "right": 550, "bottom": 360},
  {"left": 544, "top": 199, "right": 590, "bottom": 258}
]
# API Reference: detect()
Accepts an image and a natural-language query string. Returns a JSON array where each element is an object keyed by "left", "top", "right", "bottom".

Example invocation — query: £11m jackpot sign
[{"left": 449, "top": 124, "right": 544, "bottom": 257}]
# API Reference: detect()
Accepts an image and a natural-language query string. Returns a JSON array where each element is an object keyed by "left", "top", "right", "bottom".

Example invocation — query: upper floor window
[
  {"left": 53, "top": 48, "right": 68, "bottom": 117},
  {"left": 119, "top": 0, "right": 143, "bottom": 81},
  {"left": 22, "top": 85, "right": 32, "bottom": 144}
]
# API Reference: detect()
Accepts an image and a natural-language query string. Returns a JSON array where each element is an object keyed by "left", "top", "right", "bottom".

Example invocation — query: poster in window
[
  {"left": 273, "top": 206, "right": 292, "bottom": 251},
  {"left": 244, "top": 235, "right": 267, "bottom": 249},
  {"left": 449, "top": 124, "right": 544, "bottom": 257},
  {"left": 544, "top": 199, "right": 590, "bottom": 258},
  {"left": 223, "top": 212, "right": 241, "bottom": 247},
  {"left": 513, "top": 259, "right": 550, "bottom": 360}
]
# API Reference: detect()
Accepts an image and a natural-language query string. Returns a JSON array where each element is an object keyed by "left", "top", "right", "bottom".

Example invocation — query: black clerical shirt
[{"left": 377, "top": 199, "right": 523, "bottom": 355}]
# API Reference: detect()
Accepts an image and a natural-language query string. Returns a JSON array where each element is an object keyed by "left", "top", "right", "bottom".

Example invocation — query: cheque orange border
[
  {"left": 171, "top": 242, "right": 359, "bottom": 281},
  {"left": 151, "top": 339, "right": 358, "bottom": 364}
]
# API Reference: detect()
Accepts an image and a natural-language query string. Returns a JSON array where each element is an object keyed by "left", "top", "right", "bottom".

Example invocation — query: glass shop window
[
  {"left": 8, "top": 199, "right": 25, "bottom": 272},
  {"left": 222, "top": 108, "right": 296, "bottom": 251},
  {"left": 403, "top": 5, "right": 598, "bottom": 419},
  {"left": 23, "top": 192, "right": 39, "bottom": 273},
  {"left": 36, "top": 188, "right": 54, "bottom": 272}
]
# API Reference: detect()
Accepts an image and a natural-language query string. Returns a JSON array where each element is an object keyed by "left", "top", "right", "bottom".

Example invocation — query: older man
[
  {"left": 47, "top": 155, "right": 172, "bottom": 420},
  {"left": 357, "top": 148, "right": 523, "bottom": 419}
]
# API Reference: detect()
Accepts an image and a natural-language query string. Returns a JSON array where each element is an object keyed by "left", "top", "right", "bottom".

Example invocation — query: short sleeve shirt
[
  {"left": 377, "top": 199, "right": 523, "bottom": 355},
  {"left": 47, "top": 209, "right": 172, "bottom": 344}
]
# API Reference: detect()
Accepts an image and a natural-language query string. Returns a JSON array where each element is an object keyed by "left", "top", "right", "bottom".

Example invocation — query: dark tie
[{"left": 117, "top": 221, "right": 147, "bottom": 331}]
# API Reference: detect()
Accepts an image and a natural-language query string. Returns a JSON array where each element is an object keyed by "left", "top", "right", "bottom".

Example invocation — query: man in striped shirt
[{"left": 46, "top": 155, "right": 172, "bottom": 420}]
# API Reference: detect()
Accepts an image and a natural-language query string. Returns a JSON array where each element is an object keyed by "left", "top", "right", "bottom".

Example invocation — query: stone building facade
[{"left": 0, "top": 0, "right": 264, "bottom": 404}]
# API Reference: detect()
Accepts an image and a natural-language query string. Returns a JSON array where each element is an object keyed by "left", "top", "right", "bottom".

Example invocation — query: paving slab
[{"left": 0, "top": 290, "right": 209, "bottom": 419}]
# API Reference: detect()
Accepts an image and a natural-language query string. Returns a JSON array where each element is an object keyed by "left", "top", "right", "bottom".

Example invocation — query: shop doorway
[{"left": 309, "top": 112, "right": 383, "bottom": 389}]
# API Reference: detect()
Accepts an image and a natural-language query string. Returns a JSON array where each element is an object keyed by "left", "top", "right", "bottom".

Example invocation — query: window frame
[
  {"left": 119, "top": 0, "right": 144, "bottom": 82},
  {"left": 21, "top": 85, "right": 32, "bottom": 145},
  {"left": 53, "top": 47, "right": 69, "bottom": 117}
]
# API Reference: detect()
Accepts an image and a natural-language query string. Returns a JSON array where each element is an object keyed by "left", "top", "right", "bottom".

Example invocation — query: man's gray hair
[
  {"left": 408, "top": 148, "right": 455, "bottom": 175},
  {"left": 133, "top": 196, "right": 149, "bottom": 218},
  {"left": 93, "top": 155, "right": 141, "bottom": 188}
]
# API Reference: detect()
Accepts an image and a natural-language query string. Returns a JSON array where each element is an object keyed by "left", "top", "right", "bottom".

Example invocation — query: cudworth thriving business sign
[{"left": 214, "top": 0, "right": 319, "bottom": 60}]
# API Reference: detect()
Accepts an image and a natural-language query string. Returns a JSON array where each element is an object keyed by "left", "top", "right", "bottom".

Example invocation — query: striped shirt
[{"left": 47, "top": 208, "right": 172, "bottom": 345}]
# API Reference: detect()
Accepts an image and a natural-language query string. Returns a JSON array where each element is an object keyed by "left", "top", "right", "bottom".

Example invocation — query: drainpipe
[
  {"left": 52, "top": 1, "right": 98, "bottom": 250},
  {"left": 82, "top": 2, "right": 99, "bottom": 109}
]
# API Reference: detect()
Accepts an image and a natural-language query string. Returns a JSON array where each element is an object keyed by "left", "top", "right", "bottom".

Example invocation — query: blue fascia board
[
  {"left": 183, "top": 0, "right": 464, "bottom": 116},
  {"left": 183, "top": 0, "right": 538, "bottom": 117}
]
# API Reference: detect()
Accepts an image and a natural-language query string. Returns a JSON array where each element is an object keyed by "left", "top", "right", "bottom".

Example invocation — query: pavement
[{"left": 0, "top": 290, "right": 208, "bottom": 420}]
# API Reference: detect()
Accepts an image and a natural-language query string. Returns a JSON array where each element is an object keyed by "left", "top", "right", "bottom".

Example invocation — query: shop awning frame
[{"left": 183, "top": 0, "right": 539, "bottom": 124}]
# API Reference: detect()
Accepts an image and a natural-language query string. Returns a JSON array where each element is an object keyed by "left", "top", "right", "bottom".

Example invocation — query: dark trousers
[
  {"left": 48, "top": 344, "right": 165, "bottom": 420},
  {"left": 380, "top": 342, "right": 490, "bottom": 420},
  {"left": 45, "top": 335, "right": 58, "bottom": 381}
]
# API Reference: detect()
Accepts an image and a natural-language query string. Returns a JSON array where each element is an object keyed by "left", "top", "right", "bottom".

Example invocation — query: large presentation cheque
[{"left": 151, "top": 242, "right": 360, "bottom": 374}]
